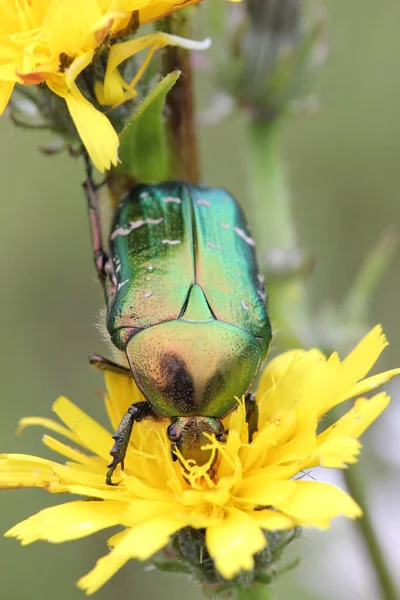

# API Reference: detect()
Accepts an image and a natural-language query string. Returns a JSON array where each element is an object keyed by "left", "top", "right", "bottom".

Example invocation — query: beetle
[{"left": 84, "top": 176, "right": 271, "bottom": 485}]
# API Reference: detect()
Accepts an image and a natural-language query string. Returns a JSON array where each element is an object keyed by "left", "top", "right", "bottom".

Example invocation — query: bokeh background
[{"left": 1, "top": 0, "right": 399, "bottom": 599}]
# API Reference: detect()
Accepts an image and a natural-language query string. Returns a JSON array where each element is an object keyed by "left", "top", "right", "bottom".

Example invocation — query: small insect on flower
[
  {"left": 0, "top": 326, "right": 398, "bottom": 594},
  {"left": 0, "top": 0, "right": 214, "bottom": 171}
]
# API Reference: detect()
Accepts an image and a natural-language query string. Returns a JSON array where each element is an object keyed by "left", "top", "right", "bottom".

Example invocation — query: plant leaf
[{"left": 117, "top": 71, "right": 180, "bottom": 182}]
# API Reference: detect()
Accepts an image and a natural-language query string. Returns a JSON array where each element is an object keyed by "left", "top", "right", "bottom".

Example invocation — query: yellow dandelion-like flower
[
  {"left": 0, "top": 325, "right": 397, "bottom": 594},
  {"left": 0, "top": 0, "right": 217, "bottom": 171}
]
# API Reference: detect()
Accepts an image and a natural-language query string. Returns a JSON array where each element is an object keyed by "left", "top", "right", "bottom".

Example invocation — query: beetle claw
[{"left": 106, "top": 465, "right": 120, "bottom": 486}]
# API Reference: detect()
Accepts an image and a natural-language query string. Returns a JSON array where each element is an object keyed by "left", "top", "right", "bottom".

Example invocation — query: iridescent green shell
[{"left": 105, "top": 182, "right": 271, "bottom": 418}]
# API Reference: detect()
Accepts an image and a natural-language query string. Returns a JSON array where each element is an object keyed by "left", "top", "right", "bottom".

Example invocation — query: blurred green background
[{"left": 1, "top": 0, "right": 400, "bottom": 599}]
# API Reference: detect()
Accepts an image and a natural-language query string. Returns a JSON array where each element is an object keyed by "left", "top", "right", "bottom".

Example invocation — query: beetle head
[{"left": 167, "top": 416, "right": 226, "bottom": 467}]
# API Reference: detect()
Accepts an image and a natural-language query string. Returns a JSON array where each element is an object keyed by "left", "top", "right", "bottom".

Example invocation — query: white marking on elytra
[
  {"left": 162, "top": 239, "right": 181, "bottom": 245},
  {"left": 241, "top": 300, "right": 249, "bottom": 311},
  {"left": 117, "top": 279, "right": 129, "bottom": 291},
  {"left": 221, "top": 223, "right": 231, "bottom": 230},
  {"left": 116, "top": 264, "right": 121, "bottom": 274},
  {"left": 145, "top": 277, "right": 151, "bottom": 281},
  {"left": 111, "top": 217, "right": 164, "bottom": 240},
  {"left": 257, "top": 273, "right": 265, "bottom": 285},
  {"left": 144, "top": 291, "right": 153, "bottom": 298},
  {"left": 196, "top": 198, "right": 211, "bottom": 207},
  {"left": 206, "top": 241, "right": 223, "bottom": 251},
  {"left": 237, "top": 273, "right": 243, "bottom": 278},
  {"left": 140, "top": 192, "right": 150, "bottom": 199},
  {"left": 147, "top": 265, "right": 154, "bottom": 271},
  {"left": 258, "top": 290, "right": 267, "bottom": 301},
  {"left": 233, "top": 226, "right": 255, "bottom": 246},
  {"left": 163, "top": 196, "right": 181, "bottom": 204}
]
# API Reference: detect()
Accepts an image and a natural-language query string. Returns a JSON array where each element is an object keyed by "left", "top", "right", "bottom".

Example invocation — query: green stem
[
  {"left": 162, "top": 10, "right": 200, "bottom": 182},
  {"left": 246, "top": 118, "right": 309, "bottom": 348},
  {"left": 235, "top": 583, "right": 276, "bottom": 600},
  {"left": 248, "top": 117, "right": 398, "bottom": 600},
  {"left": 247, "top": 120, "right": 293, "bottom": 248},
  {"left": 342, "top": 464, "right": 399, "bottom": 600},
  {"left": 343, "top": 229, "right": 399, "bottom": 325}
]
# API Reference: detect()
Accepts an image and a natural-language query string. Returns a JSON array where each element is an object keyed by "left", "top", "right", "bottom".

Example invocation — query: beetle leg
[
  {"left": 106, "top": 401, "right": 154, "bottom": 485},
  {"left": 83, "top": 157, "right": 109, "bottom": 286},
  {"left": 89, "top": 353, "right": 131, "bottom": 376},
  {"left": 245, "top": 393, "right": 259, "bottom": 442}
]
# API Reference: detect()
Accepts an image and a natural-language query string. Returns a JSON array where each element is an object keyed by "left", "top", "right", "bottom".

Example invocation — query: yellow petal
[
  {"left": 206, "top": 507, "right": 266, "bottom": 579},
  {"left": 0, "top": 454, "right": 60, "bottom": 490},
  {"left": 258, "top": 348, "right": 325, "bottom": 398},
  {"left": 51, "top": 396, "right": 111, "bottom": 460},
  {"left": 257, "top": 349, "right": 325, "bottom": 425},
  {"left": 341, "top": 325, "right": 387, "bottom": 384},
  {"left": 121, "top": 500, "right": 181, "bottom": 527},
  {"left": 95, "top": 67, "right": 132, "bottom": 105},
  {"left": 251, "top": 509, "right": 296, "bottom": 530},
  {"left": 313, "top": 325, "right": 388, "bottom": 419},
  {"left": 276, "top": 481, "right": 362, "bottom": 528},
  {"left": 42, "top": 434, "right": 99, "bottom": 467},
  {"left": 6, "top": 500, "right": 128, "bottom": 544},
  {"left": 138, "top": 0, "right": 198, "bottom": 24},
  {"left": 104, "top": 33, "right": 210, "bottom": 106},
  {"left": 79, "top": 516, "right": 182, "bottom": 594},
  {"left": 338, "top": 369, "right": 400, "bottom": 403},
  {"left": 64, "top": 49, "right": 95, "bottom": 89},
  {"left": 266, "top": 428, "right": 316, "bottom": 466},
  {"left": 63, "top": 484, "right": 131, "bottom": 502},
  {"left": 318, "top": 392, "right": 390, "bottom": 444},
  {"left": 104, "top": 370, "right": 142, "bottom": 431},
  {"left": 314, "top": 437, "right": 362, "bottom": 468},
  {"left": 18, "top": 416, "right": 81, "bottom": 445},
  {"left": 114, "top": 514, "right": 183, "bottom": 559},
  {"left": 41, "top": 0, "right": 102, "bottom": 56},
  {"left": 47, "top": 78, "right": 119, "bottom": 172},
  {"left": 78, "top": 548, "right": 129, "bottom": 595},
  {"left": 236, "top": 476, "right": 296, "bottom": 506}
]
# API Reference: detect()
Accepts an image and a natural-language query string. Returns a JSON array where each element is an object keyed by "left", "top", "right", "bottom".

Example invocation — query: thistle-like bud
[
  {"left": 221, "top": 0, "right": 326, "bottom": 121},
  {"left": 154, "top": 527, "right": 301, "bottom": 596}
]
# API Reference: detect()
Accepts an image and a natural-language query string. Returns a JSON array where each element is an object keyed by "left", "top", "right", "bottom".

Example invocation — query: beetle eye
[
  {"left": 167, "top": 424, "right": 181, "bottom": 441},
  {"left": 216, "top": 433, "right": 227, "bottom": 443}
]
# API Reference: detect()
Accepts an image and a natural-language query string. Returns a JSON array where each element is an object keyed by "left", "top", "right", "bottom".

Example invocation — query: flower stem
[
  {"left": 341, "top": 464, "right": 399, "bottom": 600},
  {"left": 245, "top": 118, "right": 310, "bottom": 349},
  {"left": 162, "top": 10, "right": 200, "bottom": 182},
  {"left": 247, "top": 117, "right": 398, "bottom": 600},
  {"left": 235, "top": 583, "right": 276, "bottom": 600}
]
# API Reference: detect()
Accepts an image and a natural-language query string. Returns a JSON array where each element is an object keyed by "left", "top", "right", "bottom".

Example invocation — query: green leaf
[
  {"left": 117, "top": 71, "right": 180, "bottom": 182},
  {"left": 152, "top": 559, "right": 191, "bottom": 574}
]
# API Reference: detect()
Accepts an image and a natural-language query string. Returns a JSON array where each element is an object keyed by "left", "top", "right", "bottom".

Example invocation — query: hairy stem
[{"left": 162, "top": 11, "right": 200, "bottom": 182}]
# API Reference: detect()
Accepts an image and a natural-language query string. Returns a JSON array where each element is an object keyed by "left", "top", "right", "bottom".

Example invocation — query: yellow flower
[
  {"left": 0, "top": 0, "right": 215, "bottom": 171},
  {"left": 0, "top": 326, "right": 397, "bottom": 594}
]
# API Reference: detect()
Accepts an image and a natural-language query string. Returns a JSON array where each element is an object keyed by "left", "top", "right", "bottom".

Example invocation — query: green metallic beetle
[{"left": 84, "top": 177, "right": 271, "bottom": 484}]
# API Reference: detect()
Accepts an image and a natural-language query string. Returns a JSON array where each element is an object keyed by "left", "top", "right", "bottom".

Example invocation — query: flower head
[
  {"left": 0, "top": 325, "right": 397, "bottom": 594},
  {"left": 0, "top": 0, "right": 215, "bottom": 170}
]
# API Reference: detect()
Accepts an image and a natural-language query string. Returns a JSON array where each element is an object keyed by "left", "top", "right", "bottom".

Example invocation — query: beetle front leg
[
  {"left": 106, "top": 401, "right": 154, "bottom": 485},
  {"left": 245, "top": 393, "right": 259, "bottom": 442}
]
